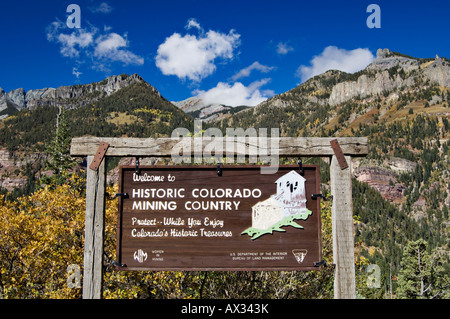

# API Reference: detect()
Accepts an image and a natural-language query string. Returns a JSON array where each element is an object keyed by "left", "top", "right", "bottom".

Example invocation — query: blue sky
[{"left": 0, "top": 0, "right": 449, "bottom": 105}]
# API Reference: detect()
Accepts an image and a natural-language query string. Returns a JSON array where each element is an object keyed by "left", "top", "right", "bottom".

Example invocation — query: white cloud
[
  {"left": 72, "top": 67, "right": 82, "bottom": 79},
  {"left": 94, "top": 33, "right": 144, "bottom": 66},
  {"left": 155, "top": 20, "right": 240, "bottom": 82},
  {"left": 46, "top": 19, "right": 144, "bottom": 75},
  {"left": 195, "top": 78, "right": 273, "bottom": 107},
  {"left": 95, "top": 33, "right": 127, "bottom": 54},
  {"left": 46, "top": 20, "right": 96, "bottom": 58},
  {"left": 185, "top": 18, "right": 202, "bottom": 32},
  {"left": 57, "top": 29, "right": 95, "bottom": 58},
  {"left": 297, "top": 46, "right": 375, "bottom": 82},
  {"left": 276, "top": 42, "right": 293, "bottom": 55},
  {"left": 89, "top": 2, "right": 113, "bottom": 14},
  {"left": 231, "top": 62, "right": 275, "bottom": 81}
]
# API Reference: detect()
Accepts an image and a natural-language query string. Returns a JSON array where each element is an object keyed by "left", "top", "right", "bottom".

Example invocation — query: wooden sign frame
[
  {"left": 70, "top": 136, "right": 368, "bottom": 299},
  {"left": 115, "top": 165, "right": 322, "bottom": 271}
]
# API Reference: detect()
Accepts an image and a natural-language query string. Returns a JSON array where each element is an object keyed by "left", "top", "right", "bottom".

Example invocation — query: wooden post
[
  {"left": 83, "top": 155, "right": 106, "bottom": 299},
  {"left": 330, "top": 155, "right": 356, "bottom": 299}
]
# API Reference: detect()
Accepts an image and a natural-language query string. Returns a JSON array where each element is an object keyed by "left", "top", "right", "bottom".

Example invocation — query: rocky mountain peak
[
  {"left": 328, "top": 48, "right": 450, "bottom": 106},
  {"left": 0, "top": 73, "right": 151, "bottom": 118},
  {"left": 368, "top": 48, "right": 419, "bottom": 72},
  {"left": 172, "top": 96, "right": 250, "bottom": 123},
  {"left": 376, "top": 48, "right": 392, "bottom": 59},
  {"left": 99, "top": 73, "right": 146, "bottom": 95}
]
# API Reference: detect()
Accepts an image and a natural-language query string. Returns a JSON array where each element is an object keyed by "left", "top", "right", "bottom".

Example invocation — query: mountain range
[
  {"left": 1, "top": 48, "right": 448, "bottom": 122},
  {"left": 0, "top": 74, "right": 153, "bottom": 118},
  {"left": 1, "top": 48, "right": 449, "bottom": 286}
]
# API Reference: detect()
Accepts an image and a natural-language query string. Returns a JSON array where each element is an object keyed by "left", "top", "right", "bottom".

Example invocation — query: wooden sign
[{"left": 116, "top": 165, "right": 322, "bottom": 271}]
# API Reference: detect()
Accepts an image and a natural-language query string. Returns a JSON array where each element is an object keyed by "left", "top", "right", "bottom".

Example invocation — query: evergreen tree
[
  {"left": 397, "top": 239, "right": 450, "bottom": 299},
  {"left": 42, "top": 106, "right": 76, "bottom": 185}
]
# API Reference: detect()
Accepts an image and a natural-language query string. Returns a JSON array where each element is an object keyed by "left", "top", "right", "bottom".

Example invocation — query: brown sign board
[{"left": 116, "top": 165, "right": 322, "bottom": 271}]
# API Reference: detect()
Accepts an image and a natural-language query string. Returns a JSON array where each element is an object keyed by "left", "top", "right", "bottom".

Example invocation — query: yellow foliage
[
  {"left": 134, "top": 107, "right": 173, "bottom": 121},
  {"left": 0, "top": 177, "right": 85, "bottom": 298},
  {"left": 0, "top": 174, "right": 336, "bottom": 299},
  {"left": 0, "top": 174, "right": 189, "bottom": 299}
]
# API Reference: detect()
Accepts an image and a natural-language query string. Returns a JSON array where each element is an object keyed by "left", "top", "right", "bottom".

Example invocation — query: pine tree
[
  {"left": 397, "top": 239, "right": 450, "bottom": 299},
  {"left": 43, "top": 106, "right": 76, "bottom": 185}
]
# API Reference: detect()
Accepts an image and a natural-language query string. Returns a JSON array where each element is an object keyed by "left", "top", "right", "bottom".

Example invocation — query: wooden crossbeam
[{"left": 71, "top": 136, "right": 368, "bottom": 157}]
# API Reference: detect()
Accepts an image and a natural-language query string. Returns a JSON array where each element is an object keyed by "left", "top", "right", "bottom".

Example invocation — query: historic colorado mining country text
[{"left": 116, "top": 165, "right": 322, "bottom": 271}]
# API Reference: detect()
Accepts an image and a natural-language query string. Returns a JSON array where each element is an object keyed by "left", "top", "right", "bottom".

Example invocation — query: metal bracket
[
  {"left": 314, "top": 260, "right": 327, "bottom": 267},
  {"left": 330, "top": 139, "right": 348, "bottom": 170},
  {"left": 89, "top": 142, "right": 109, "bottom": 171},
  {"left": 114, "top": 193, "right": 129, "bottom": 199},
  {"left": 135, "top": 157, "right": 140, "bottom": 175},
  {"left": 298, "top": 159, "right": 304, "bottom": 175},
  {"left": 111, "top": 260, "right": 127, "bottom": 268},
  {"left": 217, "top": 163, "right": 222, "bottom": 176},
  {"left": 106, "top": 193, "right": 129, "bottom": 200},
  {"left": 311, "top": 194, "right": 333, "bottom": 201}
]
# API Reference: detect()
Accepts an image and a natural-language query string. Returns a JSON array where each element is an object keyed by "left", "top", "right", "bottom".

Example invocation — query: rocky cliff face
[
  {"left": 352, "top": 157, "right": 416, "bottom": 203},
  {"left": 0, "top": 73, "right": 148, "bottom": 116},
  {"left": 328, "top": 70, "right": 411, "bottom": 106},
  {"left": 328, "top": 49, "right": 450, "bottom": 106},
  {"left": 0, "top": 148, "right": 12, "bottom": 169},
  {"left": 353, "top": 166, "right": 406, "bottom": 202},
  {"left": 0, "top": 148, "right": 43, "bottom": 191}
]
